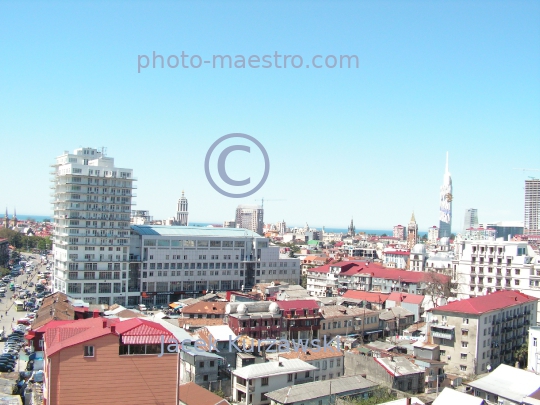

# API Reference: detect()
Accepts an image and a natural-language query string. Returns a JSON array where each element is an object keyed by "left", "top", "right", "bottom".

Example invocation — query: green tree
[
  {"left": 514, "top": 339, "right": 528, "bottom": 368},
  {"left": 342, "top": 387, "right": 397, "bottom": 404},
  {"left": 301, "top": 274, "right": 307, "bottom": 289}
]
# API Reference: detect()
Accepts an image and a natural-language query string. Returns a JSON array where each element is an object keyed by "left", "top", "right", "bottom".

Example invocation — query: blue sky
[{"left": 1, "top": 1, "right": 539, "bottom": 231}]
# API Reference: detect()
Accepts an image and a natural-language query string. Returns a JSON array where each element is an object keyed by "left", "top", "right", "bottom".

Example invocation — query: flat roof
[
  {"left": 265, "top": 375, "right": 377, "bottom": 403},
  {"left": 233, "top": 358, "right": 316, "bottom": 379},
  {"left": 131, "top": 225, "right": 261, "bottom": 238}
]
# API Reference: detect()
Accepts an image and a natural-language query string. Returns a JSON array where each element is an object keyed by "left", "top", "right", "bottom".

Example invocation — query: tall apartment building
[
  {"left": 51, "top": 147, "right": 135, "bottom": 305},
  {"left": 393, "top": 224, "right": 406, "bottom": 241},
  {"left": 429, "top": 290, "right": 538, "bottom": 377},
  {"left": 463, "top": 208, "right": 478, "bottom": 233},
  {"left": 235, "top": 205, "right": 264, "bottom": 235},
  {"left": 176, "top": 191, "right": 189, "bottom": 226},
  {"left": 453, "top": 239, "right": 540, "bottom": 316},
  {"left": 525, "top": 179, "right": 540, "bottom": 236},
  {"left": 439, "top": 152, "right": 452, "bottom": 238},
  {"left": 129, "top": 225, "right": 300, "bottom": 307},
  {"left": 428, "top": 226, "right": 439, "bottom": 243}
]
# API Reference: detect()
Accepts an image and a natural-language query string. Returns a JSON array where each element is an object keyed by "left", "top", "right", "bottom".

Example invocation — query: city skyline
[{"left": 1, "top": 2, "right": 538, "bottom": 229}]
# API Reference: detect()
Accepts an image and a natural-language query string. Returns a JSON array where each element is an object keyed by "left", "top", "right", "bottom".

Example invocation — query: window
[
  {"left": 463, "top": 318, "right": 469, "bottom": 324},
  {"left": 287, "top": 374, "right": 293, "bottom": 382},
  {"left": 210, "top": 361, "right": 215, "bottom": 367},
  {"left": 534, "top": 338, "right": 537, "bottom": 347},
  {"left": 84, "top": 346, "right": 94, "bottom": 357},
  {"left": 460, "top": 365, "right": 467, "bottom": 371},
  {"left": 199, "top": 361, "right": 204, "bottom": 368},
  {"left": 461, "top": 353, "right": 467, "bottom": 360},
  {"left": 261, "top": 377, "right": 269, "bottom": 386}
]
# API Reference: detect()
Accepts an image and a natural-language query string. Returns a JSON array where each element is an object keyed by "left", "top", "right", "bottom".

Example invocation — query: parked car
[{"left": 16, "top": 319, "right": 31, "bottom": 326}]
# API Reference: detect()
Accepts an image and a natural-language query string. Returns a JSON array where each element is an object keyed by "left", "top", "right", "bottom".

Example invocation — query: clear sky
[{"left": 1, "top": 1, "right": 539, "bottom": 231}]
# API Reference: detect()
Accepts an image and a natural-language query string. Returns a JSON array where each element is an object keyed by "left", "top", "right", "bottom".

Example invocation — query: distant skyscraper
[
  {"left": 235, "top": 205, "right": 264, "bottom": 235},
  {"left": 463, "top": 208, "right": 478, "bottom": 233},
  {"left": 176, "top": 191, "right": 189, "bottom": 226},
  {"left": 428, "top": 226, "right": 439, "bottom": 243},
  {"left": 525, "top": 179, "right": 540, "bottom": 236},
  {"left": 393, "top": 225, "right": 406, "bottom": 241},
  {"left": 407, "top": 212, "right": 418, "bottom": 250},
  {"left": 439, "top": 152, "right": 453, "bottom": 238}
]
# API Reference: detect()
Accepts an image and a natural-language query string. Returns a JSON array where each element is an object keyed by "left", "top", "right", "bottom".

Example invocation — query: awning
[
  {"left": 365, "top": 330, "right": 382, "bottom": 335},
  {"left": 169, "top": 303, "right": 181, "bottom": 309}
]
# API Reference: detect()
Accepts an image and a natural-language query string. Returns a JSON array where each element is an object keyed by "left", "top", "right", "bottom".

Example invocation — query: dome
[
  {"left": 412, "top": 244, "right": 426, "bottom": 254},
  {"left": 439, "top": 237, "right": 450, "bottom": 246},
  {"left": 237, "top": 303, "right": 248, "bottom": 315},
  {"left": 269, "top": 302, "right": 279, "bottom": 314}
]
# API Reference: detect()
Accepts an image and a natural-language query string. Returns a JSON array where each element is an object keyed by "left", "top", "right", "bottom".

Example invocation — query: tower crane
[{"left": 253, "top": 198, "right": 286, "bottom": 209}]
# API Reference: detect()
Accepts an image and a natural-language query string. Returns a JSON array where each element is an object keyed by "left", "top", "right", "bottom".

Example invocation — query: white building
[
  {"left": 236, "top": 205, "right": 264, "bottom": 235},
  {"left": 453, "top": 239, "right": 540, "bottom": 311},
  {"left": 176, "top": 191, "right": 188, "bottom": 226},
  {"left": 382, "top": 250, "right": 409, "bottom": 269},
  {"left": 232, "top": 358, "right": 316, "bottom": 405},
  {"left": 439, "top": 152, "right": 452, "bottom": 238},
  {"left": 409, "top": 244, "right": 427, "bottom": 272},
  {"left": 51, "top": 147, "right": 135, "bottom": 305},
  {"left": 428, "top": 226, "right": 439, "bottom": 243},
  {"left": 529, "top": 326, "right": 540, "bottom": 374},
  {"left": 129, "top": 225, "right": 300, "bottom": 307}
]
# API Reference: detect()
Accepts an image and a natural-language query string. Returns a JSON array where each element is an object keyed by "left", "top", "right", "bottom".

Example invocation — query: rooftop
[
  {"left": 181, "top": 301, "right": 228, "bottom": 315},
  {"left": 375, "top": 356, "right": 423, "bottom": 376},
  {"left": 131, "top": 225, "right": 261, "bottom": 238},
  {"left": 431, "top": 290, "right": 538, "bottom": 315},
  {"left": 466, "top": 364, "right": 540, "bottom": 402},
  {"left": 320, "top": 305, "right": 379, "bottom": 319},
  {"left": 277, "top": 300, "right": 320, "bottom": 311},
  {"left": 178, "top": 382, "right": 231, "bottom": 405},
  {"left": 341, "top": 290, "right": 390, "bottom": 303},
  {"left": 278, "top": 347, "right": 343, "bottom": 361},
  {"left": 387, "top": 292, "right": 425, "bottom": 305},
  {"left": 233, "top": 358, "right": 316, "bottom": 379},
  {"left": 264, "top": 375, "right": 377, "bottom": 404}
]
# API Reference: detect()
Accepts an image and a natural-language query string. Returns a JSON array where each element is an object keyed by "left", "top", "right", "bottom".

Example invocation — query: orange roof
[
  {"left": 181, "top": 301, "right": 227, "bottom": 315},
  {"left": 279, "top": 347, "right": 343, "bottom": 361},
  {"left": 178, "top": 382, "right": 230, "bottom": 405}
]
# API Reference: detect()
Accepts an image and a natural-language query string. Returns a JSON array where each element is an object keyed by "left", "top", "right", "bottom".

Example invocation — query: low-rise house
[
  {"left": 466, "top": 364, "right": 540, "bottom": 404},
  {"left": 197, "top": 325, "right": 238, "bottom": 370},
  {"left": 386, "top": 292, "right": 425, "bottom": 322},
  {"left": 529, "top": 326, "right": 540, "bottom": 373},
  {"left": 278, "top": 348, "right": 344, "bottom": 381},
  {"left": 373, "top": 355, "right": 425, "bottom": 394},
  {"left": 265, "top": 375, "right": 378, "bottom": 405},
  {"left": 413, "top": 358, "right": 446, "bottom": 393},
  {"left": 232, "top": 359, "right": 317, "bottom": 405},
  {"left": 178, "top": 382, "right": 231, "bottom": 405},
  {"left": 341, "top": 290, "right": 389, "bottom": 310},
  {"left": 277, "top": 300, "right": 321, "bottom": 340},
  {"left": 180, "top": 345, "right": 225, "bottom": 388},
  {"left": 181, "top": 301, "right": 228, "bottom": 320},
  {"left": 379, "top": 307, "right": 415, "bottom": 338},
  {"left": 43, "top": 317, "right": 179, "bottom": 405},
  {"left": 319, "top": 305, "right": 381, "bottom": 340},
  {"left": 226, "top": 301, "right": 283, "bottom": 340}
]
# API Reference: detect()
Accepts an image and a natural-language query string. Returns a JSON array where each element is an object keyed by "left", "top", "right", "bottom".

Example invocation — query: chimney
[
  {"left": 102, "top": 320, "right": 107, "bottom": 328},
  {"left": 406, "top": 398, "right": 411, "bottom": 405},
  {"left": 93, "top": 309, "right": 99, "bottom": 318},
  {"left": 278, "top": 362, "right": 284, "bottom": 367},
  {"left": 111, "top": 325, "right": 116, "bottom": 334}
]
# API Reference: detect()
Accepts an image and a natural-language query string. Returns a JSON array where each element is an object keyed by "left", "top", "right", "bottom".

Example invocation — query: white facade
[
  {"left": 383, "top": 250, "right": 409, "bottom": 269},
  {"left": 439, "top": 152, "right": 452, "bottom": 238},
  {"left": 463, "top": 208, "right": 479, "bottom": 233},
  {"left": 130, "top": 225, "right": 300, "bottom": 307},
  {"left": 428, "top": 226, "right": 439, "bottom": 243},
  {"left": 176, "top": 191, "right": 188, "bottom": 226},
  {"left": 232, "top": 359, "right": 316, "bottom": 405},
  {"left": 528, "top": 326, "right": 540, "bottom": 374},
  {"left": 236, "top": 205, "right": 264, "bottom": 235},
  {"left": 525, "top": 179, "right": 540, "bottom": 236},
  {"left": 51, "top": 147, "right": 135, "bottom": 305},
  {"left": 453, "top": 240, "right": 540, "bottom": 313}
]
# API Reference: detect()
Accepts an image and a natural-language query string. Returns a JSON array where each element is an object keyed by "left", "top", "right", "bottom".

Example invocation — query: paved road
[{"left": 0, "top": 254, "right": 50, "bottom": 373}]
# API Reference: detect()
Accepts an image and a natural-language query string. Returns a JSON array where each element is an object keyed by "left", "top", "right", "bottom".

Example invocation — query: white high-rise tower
[
  {"left": 176, "top": 191, "right": 189, "bottom": 226},
  {"left": 525, "top": 179, "right": 540, "bottom": 236},
  {"left": 51, "top": 147, "right": 135, "bottom": 306},
  {"left": 235, "top": 205, "right": 264, "bottom": 235},
  {"left": 439, "top": 152, "right": 453, "bottom": 238},
  {"left": 463, "top": 208, "right": 478, "bottom": 233}
]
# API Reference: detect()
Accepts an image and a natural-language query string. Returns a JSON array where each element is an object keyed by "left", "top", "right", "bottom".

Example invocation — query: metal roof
[
  {"left": 130, "top": 225, "right": 260, "bottom": 238},
  {"left": 433, "top": 388, "right": 484, "bottom": 405},
  {"left": 233, "top": 358, "right": 316, "bottom": 379},
  {"left": 264, "top": 375, "right": 377, "bottom": 403},
  {"left": 466, "top": 364, "right": 540, "bottom": 402}
]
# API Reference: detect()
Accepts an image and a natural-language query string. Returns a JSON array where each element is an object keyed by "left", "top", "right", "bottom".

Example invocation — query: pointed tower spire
[{"left": 410, "top": 211, "right": 416, "bottom": 223}]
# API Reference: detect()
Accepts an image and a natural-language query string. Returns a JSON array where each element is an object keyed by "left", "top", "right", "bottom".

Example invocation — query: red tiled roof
[
  {"left": 115, "top": 318, "right": 175, "bottom": 345},
  {"left": 342, "top": 290, "right": 390, "bottom": 303},
  {"left": 385, "top": 251, "right": 410, "bottom": 256},
  {"left": 387, "top": 292, "right": 425, "bottom": 305},
  {"left": 178, "top": 382, "right": 231, "bottom": 405},
  {"left": 309, "top": 261, "right": 450, "bottom": 284},
  {"left": 181, "top": 301, "right": 227, "bottom": 315},
  {"left": 431, "top": 290, "right": 538, "bottom": 315},
  {"left": 277, "top": 300, "right": 320, "bottom": 310}
]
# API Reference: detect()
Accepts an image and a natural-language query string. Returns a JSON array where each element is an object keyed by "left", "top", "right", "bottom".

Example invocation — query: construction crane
[
  {"left": 513, "top": 168, "right": 540, "bottom": 180},
  {"left": 253, "top": 198, "right": 286, "bottom": 209}
]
